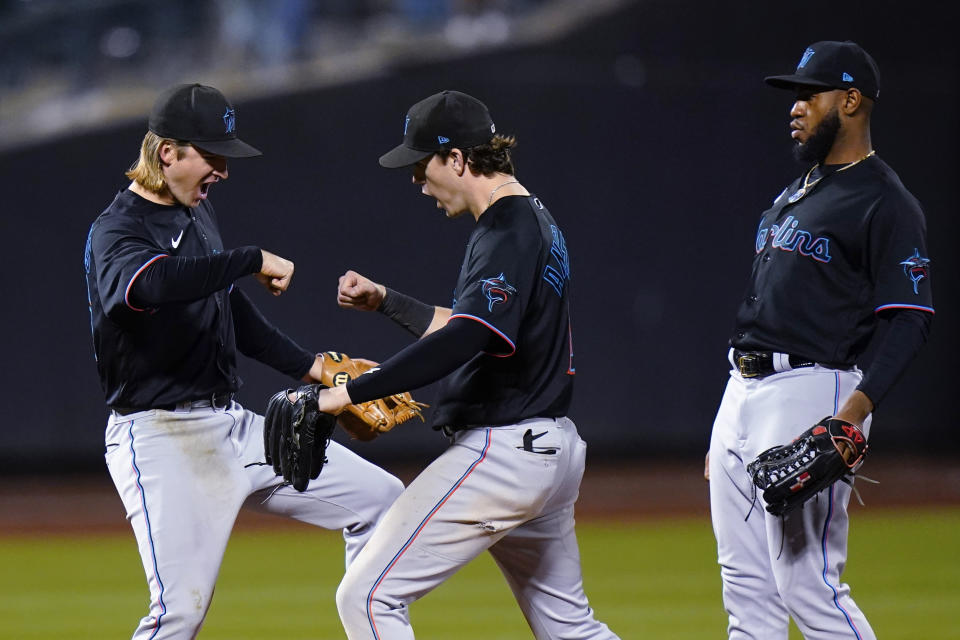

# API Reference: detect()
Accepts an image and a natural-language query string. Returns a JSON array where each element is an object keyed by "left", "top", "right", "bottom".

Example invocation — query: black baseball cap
[
  {"left": 148, "top": 83, "right": 262, "bottom": 158},
  {"left": 765, "top": 41, "right": 880, "bottom": 101},
  {"left": 379, "top": 90, "right": 496, "bottom": 168}
]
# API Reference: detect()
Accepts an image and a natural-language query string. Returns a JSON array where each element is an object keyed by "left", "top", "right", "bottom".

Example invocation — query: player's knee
[
  {"left": 382, "top": 473, "right": 404, "bottom": 505},
  {"left": 335, "top": 568, "right": 368, "bottom": 626}
]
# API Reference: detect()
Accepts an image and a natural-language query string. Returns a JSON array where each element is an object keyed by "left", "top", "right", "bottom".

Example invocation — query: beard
[{"left": 793, "top": 107, "right": 841, "bottom": 164}]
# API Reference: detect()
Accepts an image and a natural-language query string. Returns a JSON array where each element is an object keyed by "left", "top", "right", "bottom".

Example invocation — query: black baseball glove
[
  {"left": 747, "top": 416, "right": 869, "bottom": 516},
  {"left": 263, "top": 384, "right": 337, "bottom": 492}
]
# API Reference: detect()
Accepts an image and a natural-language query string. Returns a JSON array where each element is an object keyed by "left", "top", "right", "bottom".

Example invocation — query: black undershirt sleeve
[
  {"left": 346, "top": 318, "right": 495, "bottom": 404},
  {"left": 377, "top": 287, "right": 435, "bottom": 337},
  {"left": 856, "top": 309, "right": 932, "bottom": 408},
  {"left": 230, "top": 287, "right": 315, "bottom": 379},
  {"left": 129, "top": 245, "right": 262, "bottom": 307}
]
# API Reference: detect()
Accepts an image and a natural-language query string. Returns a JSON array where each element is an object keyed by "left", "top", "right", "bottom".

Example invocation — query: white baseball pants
[
  {"left": 105, "top": 401, "right": 404, "bottom": 640},
  {"left": 709, "top": 363, "right": 875, "bottom": 640},
  {"left": 335, "top": 417, "right": 619, "bottom": 640}
]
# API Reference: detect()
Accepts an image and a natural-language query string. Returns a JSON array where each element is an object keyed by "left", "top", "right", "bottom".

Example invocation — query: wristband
[{"left": 377, "top": 287, "right": 435, "bottom": 337}]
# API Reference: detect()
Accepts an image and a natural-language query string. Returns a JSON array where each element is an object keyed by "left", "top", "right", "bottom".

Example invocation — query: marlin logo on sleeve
[
  {"left": 480, "top": 273, "right": 517, "bottom": 311},
  {"left": 899, "top": 249, "right": 931, "bottom": 294}
]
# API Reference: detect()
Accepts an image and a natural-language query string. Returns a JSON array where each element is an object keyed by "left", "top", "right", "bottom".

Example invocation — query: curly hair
[
  {"left": 438, "top": 134, "right": 517, "bottom": 176},
  {"left": 125, "top": 132, "right": 189, "bottom": 193}
]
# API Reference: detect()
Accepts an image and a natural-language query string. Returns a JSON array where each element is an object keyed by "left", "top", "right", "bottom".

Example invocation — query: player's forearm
[
  {"left": 834, "top": 390, "right": 874, "bottom": 427},
  {"left": 346, "top": 318, "right": 489, "bottom": 404},
  {"left": 377, "top": 287, "right": 448, "bottom": 337},
  {"left": 855, "top": 308, "right": 932, "bottom": 410},
  {"left": 129, "top": 246, "right": 262, "bottom": 307},
  {"left": 230, "top": 287, "right": 314, "bottom": 378}
]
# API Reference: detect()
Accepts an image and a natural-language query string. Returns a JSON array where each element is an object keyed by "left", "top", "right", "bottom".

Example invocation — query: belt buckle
[
  {"left": 211, "top": 392, "right": 231, "bottom": 410},
  {"left": 737, "top": 353, "right": 761, "bottom": 378}
]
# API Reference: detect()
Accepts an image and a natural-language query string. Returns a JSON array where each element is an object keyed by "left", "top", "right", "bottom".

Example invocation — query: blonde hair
[{"left": 125, "top": 132, "right": 188, "bottom": 193}]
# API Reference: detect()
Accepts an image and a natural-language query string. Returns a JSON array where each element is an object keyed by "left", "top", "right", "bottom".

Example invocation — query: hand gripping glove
[
  {"left": 263, "top": 384, "right": 337, "bottom": 491},
  {"left": 746, "top": 416, "right": 869, "bottom": 516},
  {"left": 320, "top": 351, "right": 428, "bottom": 441}
]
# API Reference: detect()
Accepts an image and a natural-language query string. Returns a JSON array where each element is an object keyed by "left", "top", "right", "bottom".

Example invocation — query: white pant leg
[
  {"left": 237, "top": 405, "right": 404, "bottom": 567},
  {"left": 105, "top": 409, "right": 251, "bottom": 640},
  {"left": 106, "top": 403, "right": 402, "bottom": 640},
  {"left": 336, "top": 419, "right": 617, "bottom": 640},
  {"left": 710, "top": 367, "right": 875, "bottom": 640},
  {"left": 756, "top": 370, "right": 875, "bottom": 640},
  {"left": 488, "top": 419, "right": 619, "bottom": 640},
  {"left": 710, "top": 374, "right": 790, "bottom": 640}
]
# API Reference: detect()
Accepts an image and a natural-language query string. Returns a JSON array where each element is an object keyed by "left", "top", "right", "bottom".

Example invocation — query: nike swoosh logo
[
  {"left": 171, "top": 229, "right": 184, "bottom": 249},
  {"left": 519, "top": 429, "right": 556, "bottom": 454}
]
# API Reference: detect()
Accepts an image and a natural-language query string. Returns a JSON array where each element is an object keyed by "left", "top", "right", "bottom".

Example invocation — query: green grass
[{"left": 1, "top": 509, "right": 957, "bottom": 639}]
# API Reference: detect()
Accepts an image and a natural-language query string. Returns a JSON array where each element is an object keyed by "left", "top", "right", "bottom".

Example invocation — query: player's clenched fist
[
  {"left": 338, "top": 270, "right": 386, "bottom": 311},
  {"left": 257, "top": 249, "right": 294, "bottom": 295}
]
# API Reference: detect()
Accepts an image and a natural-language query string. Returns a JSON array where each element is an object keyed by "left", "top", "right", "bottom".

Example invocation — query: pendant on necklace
[{"left": 787, "top": 188, "right": 805, "bottom": 203}]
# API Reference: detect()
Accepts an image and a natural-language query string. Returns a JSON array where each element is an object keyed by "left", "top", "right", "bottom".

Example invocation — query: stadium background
[{"left": 0, "top": 1, "right": 956, "bottom": 638}]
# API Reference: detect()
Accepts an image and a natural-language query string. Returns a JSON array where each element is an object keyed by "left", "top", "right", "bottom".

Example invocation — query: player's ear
[
  {"left": 449, "top": 149, "right": 466, "bottom": 176},
  {"left": 841, "top": 88, "right": 863, "bottom": 116},
  {"left": 158, "top": 141, "right": 178, "bottom": 167}
]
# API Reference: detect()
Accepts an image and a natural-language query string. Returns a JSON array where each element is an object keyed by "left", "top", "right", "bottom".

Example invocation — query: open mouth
[{"left": 199, "top": 177, "right": 219, "bottom": 199}]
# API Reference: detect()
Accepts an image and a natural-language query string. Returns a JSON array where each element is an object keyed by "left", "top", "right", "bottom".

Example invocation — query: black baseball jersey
[
  {"left": 732, "top": 154, "right": 934, "bottom": 365},
  {"left": 431, "top": 194, "right": 575, "bottom": 428},
  {"left": 84, "top": 189, "right": 312, "bottom": 409}
]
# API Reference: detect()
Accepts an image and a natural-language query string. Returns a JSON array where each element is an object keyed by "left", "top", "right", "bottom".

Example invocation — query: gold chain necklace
[
  {"left": 787, "top": 149, "right": 876, "bottom": 203},
  {"left": 487, "top": 179, "right": 520, "bottom": 206}
]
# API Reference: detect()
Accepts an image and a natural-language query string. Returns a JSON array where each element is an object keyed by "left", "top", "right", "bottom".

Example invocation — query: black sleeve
[
  {"left": 377, "top": 287, "right": 435, "bottom": 337},
  {"left": 230, "top": 286, "right": 315, "bottom": 379},
  {"left": 128, "top": 246, "right": 262, "bottom": 307},
  {"left": 856, "top": 308, "right": 933, "bottom": 408},
  {"left": 346, "top": 318, "right": 495, "bottom": 403}
]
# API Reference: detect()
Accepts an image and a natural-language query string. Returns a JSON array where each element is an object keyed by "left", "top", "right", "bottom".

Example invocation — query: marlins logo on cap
[
  {"left": 148, "top": 84, "right": 261, "bottom": 157},
  {"left": 379, "top": 90, "right": 497, "bottom": 168},
  {"left": 765, "top": 41, "right": 881, "bottom": 101}
]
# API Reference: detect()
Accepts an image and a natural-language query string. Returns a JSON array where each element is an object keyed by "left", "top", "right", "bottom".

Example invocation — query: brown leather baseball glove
[{"left": 320, "top": 351, "right": 428, "bottom": 440}]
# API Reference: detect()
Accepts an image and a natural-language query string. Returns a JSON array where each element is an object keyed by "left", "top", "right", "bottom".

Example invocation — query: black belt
[
  {"left": 112, "top": 391, "right": 233, "bottom": 416},
  {"left": 732, "top": 349, "right": 815, "bottom": 379}
]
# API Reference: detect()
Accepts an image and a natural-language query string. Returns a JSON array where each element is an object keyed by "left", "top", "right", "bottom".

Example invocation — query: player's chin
[
  {"left": 175, "top": 195, "right": 202, "bottom": 208},
  {"left": 432, "top": 199, "right": 453, "bottom": 217}
]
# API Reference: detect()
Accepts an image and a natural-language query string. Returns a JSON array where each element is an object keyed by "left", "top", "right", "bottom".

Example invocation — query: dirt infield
[{"left": 2, "top": 456, "right": 958, "bottom": 536}]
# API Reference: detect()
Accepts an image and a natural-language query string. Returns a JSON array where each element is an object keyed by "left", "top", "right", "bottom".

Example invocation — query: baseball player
[
  {"left": 707, "top": 42, "right": 934, "bottom": 639},
  {"left": 83, "top": 83, "right": 403, "bottom": 639},
  {"left": 304, "top": 90, "right": 619, "bottom": 639}
]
